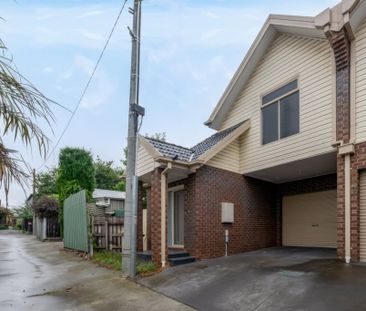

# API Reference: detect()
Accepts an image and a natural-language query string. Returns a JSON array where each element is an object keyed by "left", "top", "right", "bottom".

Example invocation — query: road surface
[{"left": 0, "top": 230, "right": 193, "bottom": 311}]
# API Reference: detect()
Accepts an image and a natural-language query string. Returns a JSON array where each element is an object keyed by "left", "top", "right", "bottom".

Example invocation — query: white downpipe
[
  {"left": 345, "top": 154, "right": 351, "bottom": 264},
  {"left": 161, "top": 163, "right": 172, "bottom": 268}
]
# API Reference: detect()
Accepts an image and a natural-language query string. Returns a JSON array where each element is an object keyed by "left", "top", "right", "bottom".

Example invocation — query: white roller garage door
[
  {"left": 282, "top": 190, "right": 336, "bottom": 248},
  {"left": 360, "top": 171, "right": 366, "bottom": 261}
]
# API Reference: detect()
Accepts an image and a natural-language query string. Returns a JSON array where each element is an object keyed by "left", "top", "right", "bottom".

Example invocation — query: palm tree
[{"left": 0, "top": 38, "right": 53, "bottom": 205}]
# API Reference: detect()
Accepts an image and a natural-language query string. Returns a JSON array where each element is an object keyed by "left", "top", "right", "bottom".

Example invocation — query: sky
[{"left": 1, "top": 0, "right": 339, "bottom": 207}]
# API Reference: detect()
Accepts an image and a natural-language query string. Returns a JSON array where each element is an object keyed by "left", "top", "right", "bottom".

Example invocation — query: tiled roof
[
  {"left": 145, "top": 121, "right": 244, "bottom": 163},
  {"left": 145, "top": 138, "right": 193, "bottom": 162},
  {"left": 191, "top": 122, "right": 244, "bottom": 160}
]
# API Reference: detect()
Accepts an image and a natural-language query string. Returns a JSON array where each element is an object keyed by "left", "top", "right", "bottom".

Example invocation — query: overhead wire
[{"left": 38, "top": 0, "right": 129, "bottom": 170}]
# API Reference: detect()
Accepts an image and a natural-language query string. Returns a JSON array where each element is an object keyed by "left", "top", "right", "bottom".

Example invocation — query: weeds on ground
[{"left": 92, "top": 251, "right": 156, "bottom": 275}]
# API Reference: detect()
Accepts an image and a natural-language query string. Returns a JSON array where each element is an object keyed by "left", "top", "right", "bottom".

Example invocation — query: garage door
[
  {"left": 360, "top": 171, "right": 366, "bottom": 261},
  {"left": 282, "top": 190, "right": 336, "bottom": 247}
]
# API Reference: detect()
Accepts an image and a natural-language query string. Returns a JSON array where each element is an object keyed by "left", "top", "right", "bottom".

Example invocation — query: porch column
[
  {"left": 146, "top": 188, "right": 151, "bottom": 251},
  {"left": 328, "top": 29, "right": 353, "bottom": 262},
  {"left": 150, "top": 168, "right": 167, "bottom": 266},
  {"left": 136, "top": 181, "right": 144, "bottom": 252}
]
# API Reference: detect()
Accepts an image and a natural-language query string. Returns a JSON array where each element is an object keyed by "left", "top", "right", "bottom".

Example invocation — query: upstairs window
[{"left": 261, "top": 80, "right": 299, "bottom": 145}]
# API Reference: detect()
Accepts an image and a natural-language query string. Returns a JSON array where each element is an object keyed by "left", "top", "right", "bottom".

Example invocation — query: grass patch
[
  {"left": 93, "top": 251, "right": 121, "bottom": 271},
  {"left": 92, "top": 251, "right": 156, "bottom": 275}
]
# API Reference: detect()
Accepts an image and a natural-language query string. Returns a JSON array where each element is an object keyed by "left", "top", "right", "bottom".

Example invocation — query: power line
[{"left": 38, "top": 0, "right": 128, "bottom": 170}]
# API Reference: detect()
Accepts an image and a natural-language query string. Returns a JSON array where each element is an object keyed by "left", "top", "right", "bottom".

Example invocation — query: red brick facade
[{"left": 142, "top": 165, "right": 338, "bottom": 262}]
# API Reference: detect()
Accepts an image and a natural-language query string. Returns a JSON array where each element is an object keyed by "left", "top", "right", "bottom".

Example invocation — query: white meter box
[{"left": 221, "top": 202, "right": 234, "bottom": 223}]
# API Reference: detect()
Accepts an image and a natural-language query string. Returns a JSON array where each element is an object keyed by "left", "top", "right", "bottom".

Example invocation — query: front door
[{"left": 168, "top": 189, "right": 184, "bottom": 247}]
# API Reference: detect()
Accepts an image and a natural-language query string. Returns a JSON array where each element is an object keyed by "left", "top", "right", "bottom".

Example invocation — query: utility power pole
[{"left": 122, "top": 0, "right": 144, "bottom": 278}]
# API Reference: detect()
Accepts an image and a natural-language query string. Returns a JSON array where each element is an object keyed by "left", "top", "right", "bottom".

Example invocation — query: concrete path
[
  {"left": 138, "top": 247, "right": 366, "bottom": 311},
  {"left": 0, "top": 230, "right": 194, "bottom": 311}
]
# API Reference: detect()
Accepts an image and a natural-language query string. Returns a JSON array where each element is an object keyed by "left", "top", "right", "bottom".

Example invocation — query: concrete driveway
[
  {"left": 0, "top": 230, "right": 193, "bottom": 311},
  {"left": 138, "top": 247, "right": 366, "bottom": 311}
]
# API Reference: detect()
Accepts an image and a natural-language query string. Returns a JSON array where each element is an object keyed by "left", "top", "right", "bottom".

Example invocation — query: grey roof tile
[{"left": 145, "top": 121, "right": 244, "bottom": 163}]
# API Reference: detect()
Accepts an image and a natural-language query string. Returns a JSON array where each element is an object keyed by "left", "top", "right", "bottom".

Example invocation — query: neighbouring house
[
  {"left": 33, "top": 196, "right": 60, "bottom": 241},
  {"left": 136, "top": 0, "right": 366, "bottom": 267},
  {"left": 90, "top": 189, "right": 125, "bottom": 217}
]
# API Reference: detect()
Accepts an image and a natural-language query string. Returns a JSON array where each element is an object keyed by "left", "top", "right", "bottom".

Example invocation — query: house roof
[
  {"left": 146, "top": 138, "right": 193, "bottom": 162},
  {"left": 191, "top": 122, "right": 244, "bottom": 160},
  {"left": 204, "top": 14, "right": 324, "bottom": 130},
  {"left": 144, "top": 120, "right": 249, "bottom": 164},
  {"left": 93, "top": 189, "right": 125, "bottom": 200},
  {"left": 205, "top": 0, "right": 366, "bottom": 130}
]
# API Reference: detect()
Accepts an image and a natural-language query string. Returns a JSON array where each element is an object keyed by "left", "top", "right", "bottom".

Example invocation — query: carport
[{"left": 246, "top": 151, "right": 338, "bottom": 251}]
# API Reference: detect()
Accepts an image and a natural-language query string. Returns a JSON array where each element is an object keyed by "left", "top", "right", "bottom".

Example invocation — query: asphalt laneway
[{"left": 0, "top": 230, "right": 193, "bottom": 311}]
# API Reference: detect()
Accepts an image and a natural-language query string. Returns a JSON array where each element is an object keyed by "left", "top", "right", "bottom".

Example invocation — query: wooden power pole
[{"left": 122, "top": 0, "right": 144, "bottom": 278}]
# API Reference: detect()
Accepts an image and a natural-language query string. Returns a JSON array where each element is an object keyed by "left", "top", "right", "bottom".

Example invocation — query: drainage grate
[{"left": 278, "top": 270, "right": 305, "bottom": 277}]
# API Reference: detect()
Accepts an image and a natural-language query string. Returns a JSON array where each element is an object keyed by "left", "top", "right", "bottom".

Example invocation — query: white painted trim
[
  {"left": 350, "top": 39, "right": 356, "bottom": 143},
  {"left": 331, "top": 49, "right": 337, "bottom": 145},
  {"left": 259, "top": 77, "right": 300, "bottom": 145},
  {"left": 345, "top": 154, "right": 351, "bottom": 264},
  {"left": 168, "top": 187, "right": 185, "bottom": 249},
  {"left": 168, "top": 185, "right": 184, "bottom": 192}
]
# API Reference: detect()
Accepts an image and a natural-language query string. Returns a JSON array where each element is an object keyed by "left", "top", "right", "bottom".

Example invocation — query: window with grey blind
[{"left": 262, "top": 80, "right": 299, "bottom": 145}]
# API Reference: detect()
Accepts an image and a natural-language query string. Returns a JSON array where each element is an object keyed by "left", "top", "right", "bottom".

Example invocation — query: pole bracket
[{"left": 131, "top": 103, "right": 145, "bottom": 116}]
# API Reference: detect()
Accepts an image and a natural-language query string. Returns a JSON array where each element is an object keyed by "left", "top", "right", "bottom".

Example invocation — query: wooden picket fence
[{"left": 92, "top": 216, "right": 123, "bottom": 252}]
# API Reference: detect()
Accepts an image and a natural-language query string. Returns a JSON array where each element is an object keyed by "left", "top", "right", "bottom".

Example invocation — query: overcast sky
[{"left": 1, "top": 0, "right": 339, "bottom": 207}]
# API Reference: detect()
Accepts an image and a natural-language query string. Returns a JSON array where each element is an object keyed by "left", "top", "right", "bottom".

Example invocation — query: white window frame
[
  {"left": 261, "top": 79, "right": 300, "bottom": 145},
  {"left": 168, "top": 185, "right": 184, "bottom": 248}
]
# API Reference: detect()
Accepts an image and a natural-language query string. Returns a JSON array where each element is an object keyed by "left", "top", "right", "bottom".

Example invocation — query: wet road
[{"left": 0, "top": 230, "right": 193, "bottom": 311}]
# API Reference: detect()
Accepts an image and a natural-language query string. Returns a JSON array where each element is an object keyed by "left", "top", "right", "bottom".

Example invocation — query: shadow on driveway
[{"left": 137, "top": 247, "right": 366, "bottom": 311}]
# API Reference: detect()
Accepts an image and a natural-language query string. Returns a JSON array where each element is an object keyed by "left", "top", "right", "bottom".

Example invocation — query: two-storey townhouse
[{"left": 135, "top": 0, "right": 366, "bottom": 267}]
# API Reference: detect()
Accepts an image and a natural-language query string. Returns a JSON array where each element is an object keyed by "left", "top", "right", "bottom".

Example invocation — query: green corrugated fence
[{"left": 63, "top": 190, "right": 89, "bottom": 252}]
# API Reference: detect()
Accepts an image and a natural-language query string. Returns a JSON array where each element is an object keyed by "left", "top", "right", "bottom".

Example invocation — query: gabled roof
[
  {"left": 205, "top": 0, "right": 366, "bottom": 130},
  {"left": 191, "top": 122, "right": 244, "bottom": 160},
  {"left": 205, "top": 14, "right": 325, "bottom": 130},
  {"left": 93, "top": 189, "right": 125, "bottom": 200},
  {"left": 142, "top": 120, "right": 250, "bottom": 166}
]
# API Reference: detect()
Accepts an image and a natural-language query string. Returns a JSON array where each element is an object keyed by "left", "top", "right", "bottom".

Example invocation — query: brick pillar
[
  {"left": 329, "top": 29, "right": 351, "bottom": 261},
  {"left": 146, "top": 188, "right": 152, "bottom": 251},
  {"left": 137, "top": 181, "right": 144, "bottom": 252},
  {"left": 330, "top": 29, "right": 350, "bottom": 143},
  {"left": 150, "top": 168, "right": 167, "bottom": 266}
]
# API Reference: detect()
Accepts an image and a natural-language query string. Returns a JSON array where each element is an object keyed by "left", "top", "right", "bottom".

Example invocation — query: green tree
[
  {"left": 94, "top": 156, "right": 120, "bottom": 190},
  {"left": 56, "top": 147, "right": 95, "bottom": 204},
  {"left": 36, "top": 168, "right": 57, "bottom": 197},
  {"left": 0, "top": 39, "right": 53, "bottom": 205}
]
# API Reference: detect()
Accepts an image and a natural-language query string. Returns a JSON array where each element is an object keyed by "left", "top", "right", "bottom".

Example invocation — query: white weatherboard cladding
[
  {"left": 282, "top": 190, "right": 336, "bottom": 248},
  {"left": 219, "top": 34, "right": 333, "bottom": 174},
  {"left": 355, "top": 20, "right": 366, "bottom": 143},
  {"left": 206, "top": 138, "right": 240, "bottom": 173},
  {"left": 359, "top": 171, "right": 366, "bottom": 262},
  {"left": 136, "top": 145, "right": 155, "bottom": 177}
]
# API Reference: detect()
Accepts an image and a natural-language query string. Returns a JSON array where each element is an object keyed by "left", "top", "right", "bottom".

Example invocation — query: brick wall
[{"left": 187, "top": 165, "right": 277, "bottom": 259}]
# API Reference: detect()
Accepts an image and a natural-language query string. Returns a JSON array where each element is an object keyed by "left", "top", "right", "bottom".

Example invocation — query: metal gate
[{"left": 64, "top": 190, "right": 89, "bottom": 252}]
